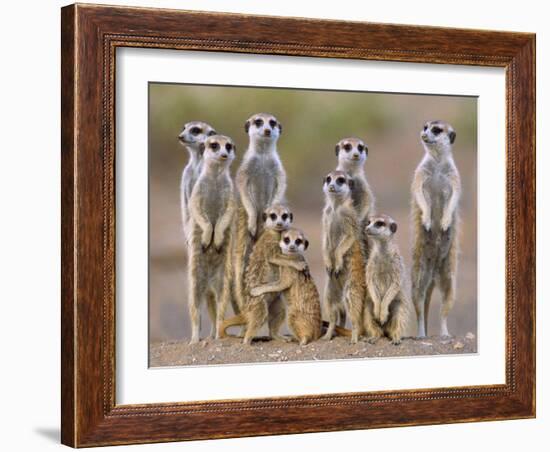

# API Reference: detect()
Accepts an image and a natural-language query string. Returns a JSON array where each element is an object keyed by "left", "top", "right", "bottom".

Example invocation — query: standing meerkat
[
  {"left": 188, "top": 134, "right": 236, "bottom": 344},
  {"left": 364, "top": 215, "right": 410, "bottom": 345},
  {"left": 250, "top": 228, "right": 322, "bottom": 345},
  {"left": 177, "top": 121, "right": 217, "bottom": 243},
  {"left": 321, "top": 170, "right": 361, "bottom": 340},
  {"left": 233, "top": 113, "right": 287, "bottom": 311},
  {"left": 220, "top": 225, "right": 309, "bottom": 345},
  {"left": 335, "top": 137, "right": 375, "bottom": 224},
  {"left": 411, "top": 120, "right": 461, "bottom": 338}
]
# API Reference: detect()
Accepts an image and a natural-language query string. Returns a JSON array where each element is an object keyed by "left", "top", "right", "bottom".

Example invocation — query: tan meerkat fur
[
  {"left": 220, "top": 210, "right": 307, "bottom": 344},
  {"left": 187, "top": 134, "right": 236, "bottom": 344},
  {"left": 364, "top": 215, "right": 410, "bottom": 345},
  {"left": 177, "top": 121, "right": 217, "bottom": 244},
  {"left": 321, "top": 170, "right": 360, "bottom": 340},
  {"left": 233, "top": 113, "right": 287, "bottom": 312},
  {"left": 335, "top": 137, "right": 375, "bottom": 224},
  {"left": 411, "top": 120, "right": 461, "bottom": 338},
  {"left": 250, "top": 229, "right": 322, "bottom": 345}
]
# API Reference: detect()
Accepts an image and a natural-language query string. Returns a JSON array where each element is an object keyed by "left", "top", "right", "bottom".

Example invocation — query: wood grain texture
[{"left": 60, "top": 3, "right": 536, "bottom": 447}]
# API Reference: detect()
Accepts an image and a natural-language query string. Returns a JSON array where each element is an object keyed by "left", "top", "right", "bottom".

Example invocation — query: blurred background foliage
[{"left": 149, "top": 83, "right": 477, "bottom": 343}]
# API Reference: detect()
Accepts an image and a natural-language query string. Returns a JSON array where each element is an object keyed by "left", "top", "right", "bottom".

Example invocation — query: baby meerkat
[
  {"left": 411, "top": 120, "right": 461, "bottom": 338},
  {"left": 250, "top": 228, "right": 322, "bottom": 345},
  {"left": 364, "top": 215, "right": 410, "bottom": 345},
  {"left": 177, "top": 121, "right": 217, "bottom": 244},
  {"left": 321, "top": 170, "right": 362, "bottom": 340},
  {"left": 220, "top": 223, "right": 308, "bottom": 345},
  {"left": 335, "top": 137, "right": 375, "bottom": 224},
  {"left": 187, "top": 134, "right": 236, "bottom": 344},
  {"left": 233, "top": 113, "right": 287, "bottom": 311}
]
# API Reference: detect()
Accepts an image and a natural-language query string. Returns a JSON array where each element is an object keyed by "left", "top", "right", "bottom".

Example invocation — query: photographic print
[{"left": 148, "top": 83, "right": 478, "bottom": 367}]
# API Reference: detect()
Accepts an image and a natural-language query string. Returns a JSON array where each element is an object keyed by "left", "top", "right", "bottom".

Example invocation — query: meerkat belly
[
  {"left": 370, "top": 258, "right": 396, "bottom": 293},
  {"left": 247, "top": 157, "right": 277, "bottom": 210},
  {"left": 203, "top": 182, "right": 229, "bottom": 224}
]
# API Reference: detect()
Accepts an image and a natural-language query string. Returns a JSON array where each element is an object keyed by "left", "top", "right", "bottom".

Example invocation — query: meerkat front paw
[
  {"left": 379, "top": 307, "right": 389, "bottom": 325},
  {"left": 201, "top": 227, "right": 213, "bottom": 251},
  {"left": 213, "top": 232, "right": 225, "bottom": 253},
  {"left": 247, "top": 221, "right": 257, "bottom": 241},
  {"left": 422, "top": 215, "right": 432, "bottom": 232},
  {"left": 250, "top": 287, "right": 263, "bottom": 297},
  {"left": 390, "top": 338, "right": 402, "bottom": 346},
  {"left": 325, "top": 266, "right": 334, "bottom": 278},
  {"left": 441, "top": 214, "right": 452, "bottom": 231}
]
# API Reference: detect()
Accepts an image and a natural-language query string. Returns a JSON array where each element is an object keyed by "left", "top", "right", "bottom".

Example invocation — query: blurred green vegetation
[{"left": 148, "top": 83, "right": 477, "bottom": 342}]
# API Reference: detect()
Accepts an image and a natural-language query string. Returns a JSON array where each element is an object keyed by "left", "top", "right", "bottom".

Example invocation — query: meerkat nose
[{"left": 264, "top": 129, "right": 271, "bottom": 137}]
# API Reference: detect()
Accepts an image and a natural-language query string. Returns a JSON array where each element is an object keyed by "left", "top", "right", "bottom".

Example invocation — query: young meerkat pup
[
  {"left": 250, "top": 228, "right": 322, "bottom": 345},
  {"left": 233, "top": 113, "right": 287, "bottom": 311},
  {"left": 188, "top": 134, "right": 236, "bottom": 344},
  {"left": 177, "top": 121, "right": 217, "bottom": 244},
  {"left": 411, "top": 120, "right": 461, "bottom": 338},
  {"left": 321, "top": 170, "right": 362, "bottom": 340},
  {"left": 335, "top": 137, "right": 375, "bottom": 225},
  {"left": 219, "top": 223, "right": 309, "bottom": 345},
  {"left": 364, "top": 215, "right": 410, "bottom": 345}
]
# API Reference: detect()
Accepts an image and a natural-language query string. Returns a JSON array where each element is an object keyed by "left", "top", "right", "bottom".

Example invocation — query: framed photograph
[{"left": 61, "top": 3, "right": 535, "bottom": 447}]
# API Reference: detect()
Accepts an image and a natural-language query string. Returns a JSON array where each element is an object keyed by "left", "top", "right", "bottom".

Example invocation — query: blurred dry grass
[{"left": 149, "top": 83, "right": 477, "bottom": 343}]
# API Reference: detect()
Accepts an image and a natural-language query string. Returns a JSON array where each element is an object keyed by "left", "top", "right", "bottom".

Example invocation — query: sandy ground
[{"left": 150, "top": 333, "right": 476, "bottom": 367}]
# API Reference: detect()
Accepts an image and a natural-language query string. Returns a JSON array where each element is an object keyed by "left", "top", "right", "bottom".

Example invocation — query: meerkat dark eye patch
[
  {"left": 269, "top": 119, "right": 277, "bottom": 128},
  {"left": 357, "top": 144, "right": 364, "bottom": 152},
  {"left": 423, "top": 125, "right": 428, "bottom": 131},
  {"left": 336, "top": 177, "right": 346, "bottom": 185},
  {"left": 283, "top": 237, "right": 291, "bottom": 244},
  {"left": 295, "top": 239, "right": 303, "bottom": 246},
  {"left": 225, "top": 143, "right": 233, "bottom": 151},
  {"left": 254, "top": 118, "right": 264, "bottom": 127},
  {"left": 343, "top": 143, "right": 352, "bottom": 151},
  {"left": 390, "top": 222, "right": 398, "bottom": 233},
  {"left": 375, "top": 221, "right": 385, "bottom": 228},
  {"left": 449, "top": 130, "right": 456, "bottom": 144},
  {"left": 431, "top": 126, "right": 443, "bottom": 135},
  {"left": 210, "top": 142, "right": 220, "bottom": 151},
  {"left": 281, "top": 213, "right": 289, "bottom": 221},
  {"left": 270, "top": 213, "right": 277, "bottom": 221},
  {"left": 191, "top": 127, "right": 202, "bottom": 135}
]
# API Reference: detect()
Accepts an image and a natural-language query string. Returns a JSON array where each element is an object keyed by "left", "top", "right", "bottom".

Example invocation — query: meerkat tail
[
  {"left": 219, "top": 313, "right": 247, "bottom": 338},
  {"left": 321, "top": 320, "right": 352, "bottom": 337}
]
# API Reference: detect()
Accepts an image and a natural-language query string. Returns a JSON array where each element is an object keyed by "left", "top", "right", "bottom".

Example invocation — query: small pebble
[
  {"left": 420, "top": 341, "right": 433, "bottom": 347},
  {"left": 453, "top": 341, "right": 465, "bottom": 350}
]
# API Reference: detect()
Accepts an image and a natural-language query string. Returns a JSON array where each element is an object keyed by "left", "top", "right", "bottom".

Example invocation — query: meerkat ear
[
  {"left": 348, "top": 178, "right": 355, "bottom": 190},
  {"left": 207, "top": 130, "right": 217, "bottom": 137},
  {"left": 199, "top": 142, "right": 206, "bottom": 155},
  {"left": 335, "top": 144, "right": 340, "bottom": 156},
  {"left": 390, "top": 222, "right": 398, "bottom": 233},
  {"left": 244, "top": 120, "right": 251, "bottom": 134},
  {"left": 304, "top": 240, "right": 309, "bottom": 250},
  {"left": 449, "top": 130, "right": 456, "bottom": 144},
  {"left": 262, "top": 212, "right": 268, "bottom": 222},
  {"left": 278, "top": 122, "right": 283, "bottom": 134},
  {"left": 289, "top": 212, "right": 294, "bottom": 222}
]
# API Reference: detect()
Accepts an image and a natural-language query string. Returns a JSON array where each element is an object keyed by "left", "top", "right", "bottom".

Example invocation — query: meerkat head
[
  {"left": 262, "top": 204, "right": 294, "bottom": 232},
  {"left": 323, "top": 170, "right": 354, "bottom": 200},
  {"left": 177, "top": 121, "right": 217, "bottom": 151},
  {"left": 199, "top": 135, "right": 236, "bottom": 167},
  {"left": 420, "top": 120, "right": 456, "bottom": 156},
  {"left": 279, "top": 228, "right": 309, "bottom": 256},
  {"left": 335, "top": 137, "right": 368, "bottom": 169},
  {"left": 365, "top": 214, "right": 398, "bottom": 241},
  {"left": 244, "top": 113, "right": 282, "bottom": 144}
]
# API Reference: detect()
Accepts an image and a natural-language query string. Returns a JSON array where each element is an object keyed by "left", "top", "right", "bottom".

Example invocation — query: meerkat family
[
  {"left": 411, "top": 120, "right": 460, "bottom": 338},
  {"left": 177, "top": 113, "right": 461, "bottom": 346}
]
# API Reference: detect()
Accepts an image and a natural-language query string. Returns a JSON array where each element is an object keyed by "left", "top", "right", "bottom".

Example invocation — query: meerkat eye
[
  {"left": 269, "top": 119, "right": 277, "bottom": 128},
  {"left": 225, "top": 143, "right": 233, "bottom": 151},
  {"left": 357, "top": 144, "right": 364, "bottom": 152},
  {"left": 336, "top": 177, "right": 346, "bottom": 185},
  {"left": 343, "top": 143, "right": 352, "bottom": 152},
  {"left": 295, "top": 238, "right": 303, "bottom": 246},
  {"left": 207, "top": 130, "right": 217, "bottom": 137},
  {"left": 210, "top": 142, "right": 219, "bottom": 151},
  {"left": 375, "top": 221, "right": 385, "bottom": 227},
  {"left": 191, "top": 127, "right": 202, "bottom": 135},
  {"left": 281, "top": 213, "right": 289, "bottom": 221},
  {"left": 283, "top": 237, "right": 291, "bottom": 244},
  {"left": 254, "top": 118, "right": 264, "bottom": 127},
  {"left": 269, "top": 213, "right": 277, "bottom": 221},
  {"left": 431, "top": 126, "right": 443, "bottom": 135},
  {"left": 326, "top": 176, "right": 332, "bottom": 184}
]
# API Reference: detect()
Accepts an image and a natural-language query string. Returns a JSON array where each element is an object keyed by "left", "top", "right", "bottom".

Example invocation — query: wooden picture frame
[{"left": 61, "top": 3, "right": 535, "bottom": 447}]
